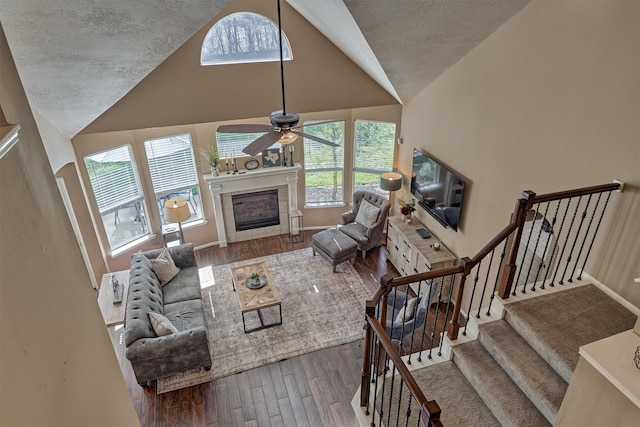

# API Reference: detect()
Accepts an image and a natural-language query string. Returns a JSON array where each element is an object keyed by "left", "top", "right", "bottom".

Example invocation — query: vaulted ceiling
[{"left": 0, "top": 0, "right": 531, "bottom": 138}]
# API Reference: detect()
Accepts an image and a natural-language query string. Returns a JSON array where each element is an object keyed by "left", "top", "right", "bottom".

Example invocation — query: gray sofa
[{"left": 124, "top": 243, "right": 211, "bottom": 386}]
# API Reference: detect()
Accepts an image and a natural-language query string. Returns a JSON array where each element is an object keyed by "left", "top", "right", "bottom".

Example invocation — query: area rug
[{"left": 157, "top": 248, "right": 371, "bottom": 393}]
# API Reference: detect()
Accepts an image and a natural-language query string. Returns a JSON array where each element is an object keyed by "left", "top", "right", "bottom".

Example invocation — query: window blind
[
  {"left": 84, "top": 145, "right": 142, "bottom": 213},
  {"left": 144, "top": 133, "right": 198, "bottom": 194}
]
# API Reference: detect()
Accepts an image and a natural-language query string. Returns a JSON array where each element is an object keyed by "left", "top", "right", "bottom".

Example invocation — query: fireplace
[{"left": 232, "top": 189, "right": 280, "bottom": 231}]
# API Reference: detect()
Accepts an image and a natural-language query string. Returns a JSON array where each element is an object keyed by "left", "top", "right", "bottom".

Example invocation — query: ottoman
[{"left": 311, "top": 228, "right": 358, "bottom": 272}]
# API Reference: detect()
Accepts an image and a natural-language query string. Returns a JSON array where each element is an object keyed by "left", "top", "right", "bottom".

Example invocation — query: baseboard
[{"left": 581, "top": 272, "right": 640, "bottom": 317}]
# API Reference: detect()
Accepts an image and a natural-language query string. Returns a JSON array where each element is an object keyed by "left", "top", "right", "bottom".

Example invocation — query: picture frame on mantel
[{"left": 262, "top": 148, "right": 281, "bottom": 167}]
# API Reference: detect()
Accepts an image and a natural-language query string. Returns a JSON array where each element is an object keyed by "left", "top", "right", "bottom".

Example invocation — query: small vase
[{"left": 211, "top": 166, "right": 219, "bottom": 176}]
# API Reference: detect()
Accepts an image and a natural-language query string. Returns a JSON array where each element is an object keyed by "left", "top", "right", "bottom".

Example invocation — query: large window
[
  {"left": 201, "top": 12, "right": 292, "bottom": 65},
  {"left": 84, "top": 145, "right": 148, "bottom": 252},
  {"left": 144, "top": 133, "right": 202, "bottom": 225},
  {"left": 303, "top": 121, "right": 345, "bottom": 206},
  {"left": 353, "top": 120, "right": 397, "bottom": 195}
]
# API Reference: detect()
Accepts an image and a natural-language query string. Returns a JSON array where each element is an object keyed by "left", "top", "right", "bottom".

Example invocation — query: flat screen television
[{"left": 410, "top": 149, "right": 465, "bottom": 231}]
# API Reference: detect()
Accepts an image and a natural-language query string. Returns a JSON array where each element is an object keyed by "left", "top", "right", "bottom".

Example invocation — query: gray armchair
[
  {"left": 339, "top": 191, "right": 390, "bottom": 258},
  {"left": 385, "top": 285, "right": 436, "bottom": 342}
]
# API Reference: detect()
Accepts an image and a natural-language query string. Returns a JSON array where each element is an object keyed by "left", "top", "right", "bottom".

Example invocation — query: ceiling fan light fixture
[{"left": 279, "top": 130, "right": 299, "bottom": 144}]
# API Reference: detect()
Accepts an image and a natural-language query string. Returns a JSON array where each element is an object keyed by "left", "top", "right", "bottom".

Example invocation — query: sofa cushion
[
  {"left": 151, "top": 247, "right": 180, "bottom": 286},
  {"left": 162, "top": 266, "right": 202, "bottom": 305},
  {"left": 355, "top": 200, "right": 380, "bottom": 228},
  {"left": 148, "top": 311, "right": 178, "bottom": 336},
  {"left": 394, "top": 297, "right": 418, "bottom": 323},
  {"left": 163, "top": 299, "right": 207, "bottom": 332},
  {"left": 339, "top": 222, "right": 369, "bottom": 244}
]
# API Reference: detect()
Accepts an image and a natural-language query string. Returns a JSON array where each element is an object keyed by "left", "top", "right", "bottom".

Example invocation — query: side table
[
  {"left": 288, "top": 210, "right": 304, "bottom": 243},
  {"left": 97, "top": 270, "right": 129, "bottom": 327},
  {"left": 162, "top": 223, "right": 182, "bottom": 247}
]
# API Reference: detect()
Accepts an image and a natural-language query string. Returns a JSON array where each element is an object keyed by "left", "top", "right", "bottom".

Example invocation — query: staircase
[{"left": 408, "top": 283, "right": 636, "bottom": 426}]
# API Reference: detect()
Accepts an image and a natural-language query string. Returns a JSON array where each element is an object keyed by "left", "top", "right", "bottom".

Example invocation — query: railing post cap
[{"left": 522, "top": 190, "right": 536, "bottom": 199}]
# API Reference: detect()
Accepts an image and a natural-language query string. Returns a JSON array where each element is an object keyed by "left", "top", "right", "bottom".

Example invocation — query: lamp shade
[
  {"left": 380, "top": 172, "right": 403, "bottom": 192},
  {"left": 165, "top": 198, "right": 191, "bottom": 224}
]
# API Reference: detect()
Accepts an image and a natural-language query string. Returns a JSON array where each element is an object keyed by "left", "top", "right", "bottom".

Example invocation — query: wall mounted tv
[{"left": 410, "top": 149, "right": 465, "bottom": 231}]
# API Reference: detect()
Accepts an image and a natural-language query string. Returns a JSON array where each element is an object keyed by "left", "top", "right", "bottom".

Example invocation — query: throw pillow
[
  {"left": 355, "top": 200, "right": 381, "bottom": 229},
  {"left": 148, "top": 312, "right": 178, "bottom": 336},
  {"left": 394, "top": 297, "right": 418, "bottom": 323},
  {"left": 150, "top": 247, "right": 180, "bottom": 286}
]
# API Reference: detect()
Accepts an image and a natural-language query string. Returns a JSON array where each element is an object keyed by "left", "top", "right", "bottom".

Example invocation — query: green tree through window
[
  {"left": 303, "top": 121, "right": 345, "bottom": 205},
  {"left": 353, "top": 120, "right": 396, "bottom": 195}
]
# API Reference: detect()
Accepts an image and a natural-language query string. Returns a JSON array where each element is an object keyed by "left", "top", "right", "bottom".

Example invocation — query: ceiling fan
[{"left": 216, "top": 0, "right": 339, "bottom": 157}]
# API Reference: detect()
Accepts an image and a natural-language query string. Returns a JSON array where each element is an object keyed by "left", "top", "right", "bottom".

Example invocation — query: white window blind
[
  {"left": 144, "top": 133, "right": 198, "bottom": 194},
  {"left": 144, "top": 133, "right": 202, "bottom": 225},
  {"left": 303, "top": 121, "right": 345, "bottom": 205},
  {"left": 84, "top": 145, "right": 142, "bottom": 213},
  {"left": 215, "top": 131, "right": 277, "bottom": 158},
  {"left": 84, "top": 145, "right": 148, "bottom": 251}
]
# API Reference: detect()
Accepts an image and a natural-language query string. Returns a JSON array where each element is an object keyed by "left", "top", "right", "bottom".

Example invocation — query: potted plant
[
  {"left": 202, "top": 146, "right": 220, "bottom": 176},
  {"left": 397, "top": 196, "right": 416, "bottom": 220},
  {"left": 247, "top": 272, "right": 261, "bottom": 288}
]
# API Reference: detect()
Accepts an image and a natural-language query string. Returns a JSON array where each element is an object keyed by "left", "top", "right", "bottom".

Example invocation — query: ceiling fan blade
[
  {"left": 292, "top": 119, "right": 344, "bottom": 129},
  {"left": 242, "top": 131, "right": 283, "bottom": 156},
  {"left": 294, "top": 131, "right": 339, "bottom": 147},
  {"left": 217, "top": 124, "right": 272, "bottom": 133}
]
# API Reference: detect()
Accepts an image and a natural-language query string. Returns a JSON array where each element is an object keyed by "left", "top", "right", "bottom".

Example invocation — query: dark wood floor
[{"left": 108, "top": 231, "right": 395, "bottom": 427}]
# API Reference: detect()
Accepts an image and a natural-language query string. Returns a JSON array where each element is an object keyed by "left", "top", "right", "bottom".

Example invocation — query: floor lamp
[
  {"left": 164, "top": 197, "right": 191, "bottom": 244},
  {"left": 380, "top": 172, "right": 403, "bottom": 244}
]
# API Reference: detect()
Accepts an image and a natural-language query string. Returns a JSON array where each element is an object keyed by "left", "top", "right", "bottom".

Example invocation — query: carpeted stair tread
[
  {"left": 479, "top": 320, "right": 568, "bottom": 425},
  {"left": 503, "top": 284, "right": 636, "bottom": 383},
  {"left": 378, "top": 360, "right": 500, "bottom": 426},
  {"left": 453, "top": 340, "right": 551, "bottom": 427}
]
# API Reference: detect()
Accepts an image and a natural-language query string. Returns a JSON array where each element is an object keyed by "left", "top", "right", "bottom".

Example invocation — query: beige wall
[
  {"left": 74, "top": 104, "right": 401, "bottom": 272},
  {"left": 397, "top": 0, "right": 640, "bottom": 307},
  {"left": 55, "top": 162, "right": 109, "bottom": 281},
  {"left": 0, "top": 24, "right": 139, "bottom": 427},
  {"left": 80, "top": 0, "right": 397, "bottom": 135}
]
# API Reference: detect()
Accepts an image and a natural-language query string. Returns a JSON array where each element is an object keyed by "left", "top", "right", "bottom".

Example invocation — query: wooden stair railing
[{"left": 360, "top": 182, "right": 621, "bottom": 423}]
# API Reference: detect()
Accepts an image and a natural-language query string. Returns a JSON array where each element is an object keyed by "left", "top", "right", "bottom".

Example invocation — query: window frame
[
  {"left": 143, "top": 133, "right": 203, "bottom": 226},
  {"left": 83, "top": 144, "right": 150, "bottom": 252},
  {"left": 201, "top": 12, "right": 293, "bottom": 66},
  {"left": 352, "top": 119, "right": 397, "bottom": 196},
  {"left": 302, "top": 120, "right": 346, "bottom": 207}
]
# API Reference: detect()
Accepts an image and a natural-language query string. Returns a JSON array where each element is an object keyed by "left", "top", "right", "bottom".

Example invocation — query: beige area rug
[{"left": 157, "top": 248, "right": 371, "bottom": 393}]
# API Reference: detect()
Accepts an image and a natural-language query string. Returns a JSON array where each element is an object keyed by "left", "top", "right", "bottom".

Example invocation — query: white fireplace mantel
[{"left": 204, "top": 164, "right": 301, "bottom": 247}]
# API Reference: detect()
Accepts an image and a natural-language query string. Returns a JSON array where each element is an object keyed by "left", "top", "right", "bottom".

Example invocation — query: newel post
[
  {"left": 446, "top": 257, "right": 473, "bottom": 340},
  {"left": 497, "top": 191, "right": 536, "bottom": 299}
]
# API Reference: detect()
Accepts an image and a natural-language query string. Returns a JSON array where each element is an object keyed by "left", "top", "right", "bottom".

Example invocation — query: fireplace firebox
[{"left": 232, "top": 189, "right": 280, "bottom": 231}]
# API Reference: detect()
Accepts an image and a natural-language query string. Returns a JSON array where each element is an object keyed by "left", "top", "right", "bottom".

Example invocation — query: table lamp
[{"left": 164, "top": 197, "right": 191, "bottom": 244}]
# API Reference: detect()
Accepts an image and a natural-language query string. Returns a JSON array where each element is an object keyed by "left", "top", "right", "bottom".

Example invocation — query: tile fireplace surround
[{"left": 205, "top": 164, "right": 301, "bottom": 247}]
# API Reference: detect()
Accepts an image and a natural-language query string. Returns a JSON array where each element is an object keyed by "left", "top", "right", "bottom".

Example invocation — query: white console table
[{"left": 386, "top": 216, "right": 457, "bottom": 301}]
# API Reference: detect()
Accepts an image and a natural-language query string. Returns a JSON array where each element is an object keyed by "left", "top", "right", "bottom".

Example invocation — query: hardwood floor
[{"left": 108, "top": 231, "right": 395, "bottom": 427}]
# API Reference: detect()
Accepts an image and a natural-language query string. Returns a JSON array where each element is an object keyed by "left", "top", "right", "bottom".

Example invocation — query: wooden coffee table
[{"left": 229, "top": 261, "right": 282, "bottom": 333}]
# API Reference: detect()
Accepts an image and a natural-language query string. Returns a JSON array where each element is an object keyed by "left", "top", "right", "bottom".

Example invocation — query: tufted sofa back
[{"left": 124, "top": 253, "right": 164, "bottom": 347}]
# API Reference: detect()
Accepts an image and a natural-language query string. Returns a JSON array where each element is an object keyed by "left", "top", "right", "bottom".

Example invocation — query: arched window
[{"left": 201, "top": 12, "right": 292, "bottom": 65}]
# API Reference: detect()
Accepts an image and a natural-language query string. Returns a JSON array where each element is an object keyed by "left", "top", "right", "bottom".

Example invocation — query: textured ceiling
[{"left": 0, "top": 0, "right": 531, "bottom": 138}]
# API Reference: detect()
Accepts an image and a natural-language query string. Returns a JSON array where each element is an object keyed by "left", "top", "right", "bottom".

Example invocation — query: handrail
[
  {"left": 362, "top": 306, "right": 442, "bottom": 426},
  {"left": 531, "top": 183, "right": 619, "bottom": 204}
]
